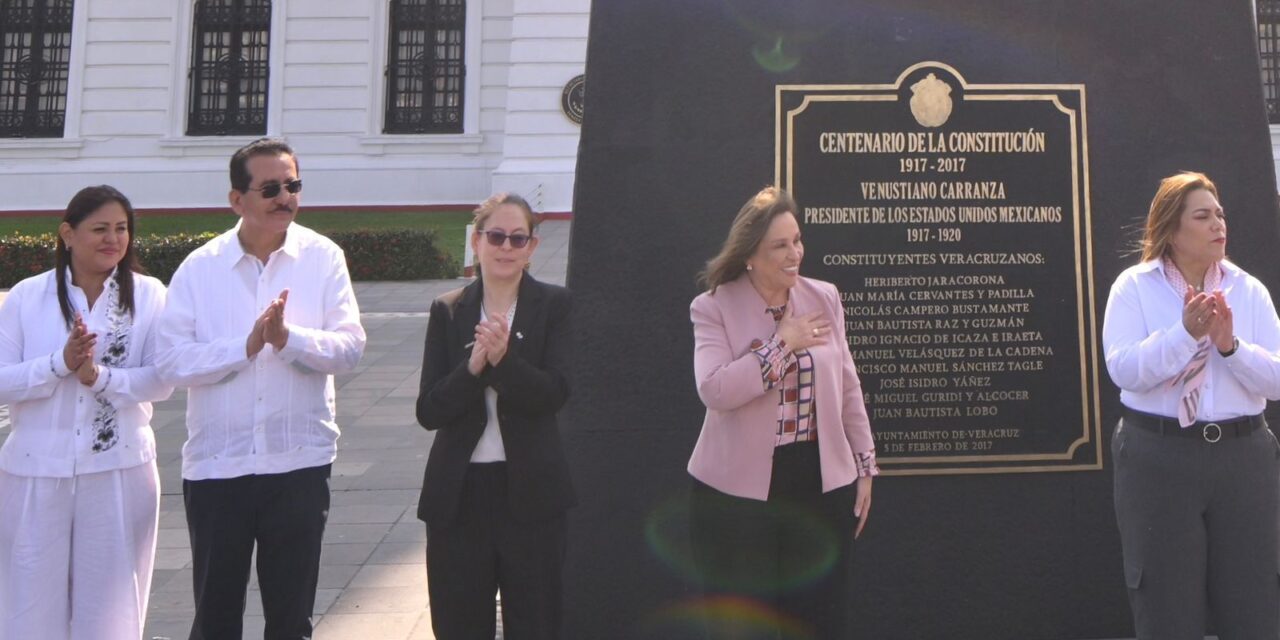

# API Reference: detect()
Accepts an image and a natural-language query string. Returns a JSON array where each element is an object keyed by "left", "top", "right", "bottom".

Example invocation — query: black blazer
[{"left": 415, "top": 274, "right": 575, "bottom": 529}]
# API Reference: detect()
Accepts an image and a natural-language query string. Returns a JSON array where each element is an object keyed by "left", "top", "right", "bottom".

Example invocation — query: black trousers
[
  {"left": 426, "top": 462, "right": 567, "bottom": 640},
  {"left": 183, "top": 464, "right": 331, "bottom": 640},
  {"left": 690, "top": 441, "right": 859, "bottom": 640}
]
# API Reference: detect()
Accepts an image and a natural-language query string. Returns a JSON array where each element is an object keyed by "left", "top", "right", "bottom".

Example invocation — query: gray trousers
[{"left": 1113, "top": 417, "right": 1280, "bottom": 640}]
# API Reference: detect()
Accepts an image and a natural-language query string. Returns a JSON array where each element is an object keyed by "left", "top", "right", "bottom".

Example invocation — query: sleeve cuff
[
  {"left": 225, "top": 336, "right": 254, "bottom": 368},
  {"left": 49, "top": 351, "right": 72, "bottom": 378},
  {"left": 487, "top": 350, "right": 520, "bottom": 391},
  {"left": 750, "top": 335, "right": 794, "bottom": 390},
  {"left": 90, "top": 365, "right": 113, "bottom": 394},
  {"left": 1172, "top": 321, "right": 1201, "bottom": 351},
  {"left": 1223, "top": 338, "right": 1253, "bottom": 371},
  {"left": 856, "top": 450, "right": 880, "bottom": 477},
  {"left": 275, "top": 324, "right": 304, "bottom": 363}
]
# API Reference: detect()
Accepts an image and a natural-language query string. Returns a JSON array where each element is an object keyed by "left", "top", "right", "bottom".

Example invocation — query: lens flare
[
  {"left": 641, "top": 595, "right": 815, "bottom": 640},
  {"left": 644, "top": 495, "right": 841, "bottom": 593},
  {"left": 752, "top": 37, "right": 800, "bottom": 73},
  {"left": 644, "top": 496, "right": 700, "bottom": 584},
  {"left": 723, "top": 0, "right": 837, "bottom": 74}
]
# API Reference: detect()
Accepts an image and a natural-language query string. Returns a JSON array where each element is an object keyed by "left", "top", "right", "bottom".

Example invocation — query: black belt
[{"left": 1122, "top": 408, "right": 1266, "bottom": 443}]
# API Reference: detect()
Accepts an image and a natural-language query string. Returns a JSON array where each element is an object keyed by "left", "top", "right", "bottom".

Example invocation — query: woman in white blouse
[
  {"left": 1103, "top": 171, "right": 1280, "bottom": 639},
  {"left": 0, "top": 185, "right": 172, "bottom": 640}
]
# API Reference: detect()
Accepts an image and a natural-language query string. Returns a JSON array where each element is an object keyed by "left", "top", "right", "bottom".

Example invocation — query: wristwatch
[{"left": 1218, "top": 336, "right": 1239, "bottom": 358}]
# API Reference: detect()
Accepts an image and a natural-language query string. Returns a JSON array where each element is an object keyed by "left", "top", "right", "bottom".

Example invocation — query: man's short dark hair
[{"left": 230, "top": 137, "right": 298, "bottom": 192}]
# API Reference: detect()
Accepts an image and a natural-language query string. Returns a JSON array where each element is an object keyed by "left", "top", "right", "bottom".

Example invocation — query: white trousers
[{"left": 0, "top": 461, "right": 159, "bottom": 640}]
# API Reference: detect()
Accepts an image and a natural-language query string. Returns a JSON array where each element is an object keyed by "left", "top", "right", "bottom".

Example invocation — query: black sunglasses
[
  {"left": 478, "top": 229, "right": 532, "bottom": 249},
  {"left": 248, "top": 179, "right": 303, "bottom": 198}
]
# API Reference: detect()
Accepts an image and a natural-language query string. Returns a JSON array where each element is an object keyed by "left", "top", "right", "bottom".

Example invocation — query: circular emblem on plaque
[
  {"left": 909, "top": 73, "right": 953, "bottom": 128},
  {"left": 561, "top": 74, "right": 585, "bottom": 125}
]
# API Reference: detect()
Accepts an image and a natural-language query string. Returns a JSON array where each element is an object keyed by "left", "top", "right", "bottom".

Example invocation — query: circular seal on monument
[
  {"left": 909, "top": 73, "right": 952, "bottom": 128},
  {"left": 561, "top": 74, "right": 585, "bottom": 125}
]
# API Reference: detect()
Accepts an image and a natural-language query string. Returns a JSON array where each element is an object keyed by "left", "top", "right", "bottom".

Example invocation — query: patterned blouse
[{"left": 751, "top": 304, "right": 879, "bottom": 476}]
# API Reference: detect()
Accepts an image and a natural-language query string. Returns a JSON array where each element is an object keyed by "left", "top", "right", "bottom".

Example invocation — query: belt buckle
[{"left": 1202, "top": 422, "right": 1223, "bottom": 443}]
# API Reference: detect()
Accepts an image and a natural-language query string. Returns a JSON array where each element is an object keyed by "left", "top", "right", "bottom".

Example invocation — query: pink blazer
[{"left": 688, "top": 275, "right": 874, "bottom": 500}]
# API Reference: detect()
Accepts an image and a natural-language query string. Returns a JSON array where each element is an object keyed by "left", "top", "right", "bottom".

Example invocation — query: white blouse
[
  {"left": 469, "top": 303, "right": 516, "bottom": 463},
  {"left": 1103, "top": 259, "right": 1280, "bottom": 420},
  {"left": 0, "top": 269, "right": 172, "bottom": 477}
]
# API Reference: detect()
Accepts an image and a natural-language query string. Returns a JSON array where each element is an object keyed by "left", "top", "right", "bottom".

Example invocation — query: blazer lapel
[
  {"left": 725, "top": 276, "right": 780, "bottom": 353},
  {"left": 454, "top": 279, "right": 484, "bottom": 352},
  {"left": 789, "top": 279, "right": 818, "bottom": 320},
  {"left": 508, "top": 274, "right": 544, "bottom": 356}
]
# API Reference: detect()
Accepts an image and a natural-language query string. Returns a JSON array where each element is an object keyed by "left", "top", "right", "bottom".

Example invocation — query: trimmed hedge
[
  {"left": 0, "top": 228, "right": 458, "bottom": 288},
  {"left": 139, "top": 232, "right": 218, "bottom": 282},
  {"left": 327, "top": 229, "right": 456, "bottom": 281}
]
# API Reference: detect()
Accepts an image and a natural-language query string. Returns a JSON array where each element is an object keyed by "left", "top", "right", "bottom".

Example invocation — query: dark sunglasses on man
[
  {"left": 247, "top": 179, "right": 303, "bottom": 199},
  {"left": 478, "top": 229, "right": 532, "bottom": 249}
]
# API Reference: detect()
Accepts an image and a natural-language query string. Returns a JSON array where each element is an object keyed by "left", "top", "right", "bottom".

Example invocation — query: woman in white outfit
[{"left": 0, "top": 185, "right": 173, "bottom": 639}]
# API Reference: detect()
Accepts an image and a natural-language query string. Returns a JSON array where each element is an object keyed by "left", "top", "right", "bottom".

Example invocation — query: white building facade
[
  {"left": 6, "top": 2, "right": 1280, "bottom": 217},
  {"left": 0, "top": 0, "right": 589, "bottom": 214}
]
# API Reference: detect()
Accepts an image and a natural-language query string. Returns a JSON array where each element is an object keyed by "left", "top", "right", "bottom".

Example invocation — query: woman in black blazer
[{"left": 416, "top": 193, "right": 574, "bottom": 640}]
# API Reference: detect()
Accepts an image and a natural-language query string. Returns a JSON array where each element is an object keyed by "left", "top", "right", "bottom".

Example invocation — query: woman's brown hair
[
  {"left": 474, "top": 193, "right": 538, "bottom": 231},
  {"left": 1140, "top": 172, "right": 1218, "bottom": 262},
  {"left": 699, "top": 186, "right": 798, "bottom": 291}
]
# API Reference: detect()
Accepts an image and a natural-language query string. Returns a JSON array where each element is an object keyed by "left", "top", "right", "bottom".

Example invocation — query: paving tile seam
[{"left": 362, "top": 312, "right": 431, "bottom": 318}]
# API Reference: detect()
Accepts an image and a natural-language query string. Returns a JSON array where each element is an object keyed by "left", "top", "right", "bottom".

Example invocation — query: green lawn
[{"left": 0, "top": 210, "right": 474, "bottom": 261}]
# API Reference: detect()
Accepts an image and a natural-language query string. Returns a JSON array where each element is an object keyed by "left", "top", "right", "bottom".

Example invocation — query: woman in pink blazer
[{"left": 688, "top": 186, "right": 877, "bottom": 639}]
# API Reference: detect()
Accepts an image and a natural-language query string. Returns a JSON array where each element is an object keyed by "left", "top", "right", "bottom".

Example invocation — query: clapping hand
[
  {"left": 466, "top": 338, "right": 488, "bottom": 376},
  {"left": 75, "top": 353, "right": 99, "bottom": 387},
  {"left": 263, "top": 289, "right": 290, "bottom": 351},
  {"left": 476, "top": 314, "right": 510, "bottom": 367},
  {"left": 246, "top": 289, "right": 290, "bottom": 357},
  {"left": 63, "top": 312, "right": 96, "bottom": 371},
  {"left": 1207, "top": 289, "right": 1235, "bottom": 353},
  {"left": 1181, "top": 287, "right": 1218, "bottom": 340}
]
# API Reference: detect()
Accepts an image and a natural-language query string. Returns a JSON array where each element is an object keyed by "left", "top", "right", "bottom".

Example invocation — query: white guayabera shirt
[{"left": 157, "top": 221, "right": 367, "bottom": 481}]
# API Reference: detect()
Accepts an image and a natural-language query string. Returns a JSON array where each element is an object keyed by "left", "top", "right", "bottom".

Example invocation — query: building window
[
  {"left": 1261, "top": 0, "right": 1280, "bottom": 123},
  {"left": 187, "top": 0, "right": 270, "bottom": 136},
  {"left": 384, "top": 0, "right": 465, "bottom": 134},
  {"left": 0, "top": 0, "right": 73, "bottom": 138}
]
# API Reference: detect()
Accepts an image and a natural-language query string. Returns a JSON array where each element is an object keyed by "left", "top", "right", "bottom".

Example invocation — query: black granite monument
[{"left": 563, "top": 2, "right": 1279, "bottom": 638}]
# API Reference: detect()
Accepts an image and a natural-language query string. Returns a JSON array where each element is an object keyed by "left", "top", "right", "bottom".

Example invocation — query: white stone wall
[
  {"left": 490, "top": 0, "right": 589, "bottom": 212},
  {"left": 0, "top": 0, "right": 587, "bottom": 213},
  {"left": 1272, "top": 127, "right": 1280, "bottom": 185}
]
